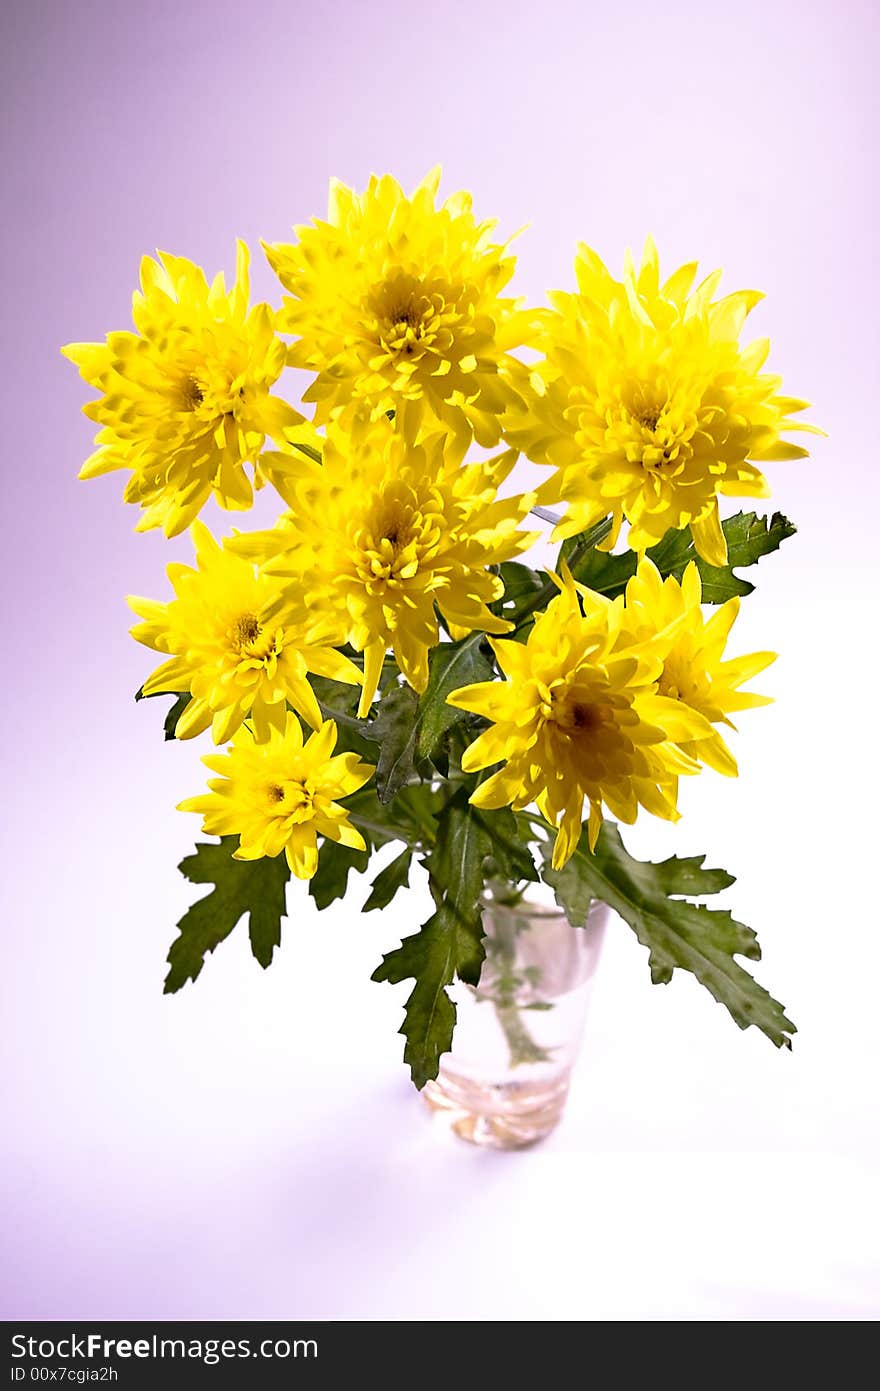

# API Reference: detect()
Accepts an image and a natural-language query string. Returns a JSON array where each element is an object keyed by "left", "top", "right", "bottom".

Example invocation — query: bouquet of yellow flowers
[{"left": 65, "top": 170, "right": 818, "bottom": 1087}]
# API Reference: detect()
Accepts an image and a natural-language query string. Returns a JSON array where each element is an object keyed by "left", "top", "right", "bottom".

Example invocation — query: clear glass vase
[{"left": 423, "top": 890, "right": 609, "bottom": 1149}]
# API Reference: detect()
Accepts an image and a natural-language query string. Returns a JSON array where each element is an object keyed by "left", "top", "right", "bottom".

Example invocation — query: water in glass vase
[{"left": 423, "top": 890, "right": 608, "bottom": 1149}]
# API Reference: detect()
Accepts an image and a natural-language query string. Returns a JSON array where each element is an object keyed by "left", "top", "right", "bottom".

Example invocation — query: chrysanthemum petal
[
  {"left": 180, "top": 719, "right": 374, "bottom": 881},
  {"left": 64, "top": 245, "right": 307, "bottom": 529},
  {"left": 266, "top": 171, "right": 531, "bottom": 443},
  {"left": 509, "top": 242, "right": 816, "bottom": 558},
  {"left": 690, "top": 503, "right": 728, "bottom": 566}
]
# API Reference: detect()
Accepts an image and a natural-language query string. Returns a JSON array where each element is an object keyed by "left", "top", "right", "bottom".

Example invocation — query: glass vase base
[{"left": 422, "top": 1066, "right": 572, "bottom": 1150}]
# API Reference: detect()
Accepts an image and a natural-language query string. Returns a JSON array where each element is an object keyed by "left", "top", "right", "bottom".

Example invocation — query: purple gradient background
[{"left": 3, "top": 0, "right": 879, "bottom": 1320}]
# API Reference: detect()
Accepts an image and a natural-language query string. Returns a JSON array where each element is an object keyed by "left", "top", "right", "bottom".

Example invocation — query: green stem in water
[
  {"left": 494, "top": 1003, "right": 552, "bottom": 1068},
  {"left": 484, "top": 903, "right": 551, "bottom": 1067}
]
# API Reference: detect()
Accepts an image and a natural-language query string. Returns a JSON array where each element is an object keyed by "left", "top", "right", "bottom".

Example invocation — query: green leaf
[
  {"left": 538, "top": 838, "right": 594, "bottom": 929},
  {"left": 363, "top": 683, "right": 421, "bottom": 804},
  {"left": 360, "top": 635, "right": 493, "bottom": 800},
  {"left": 560, "top": 512, "right": 796, "bottom": 605},
  {"left": 162, "top": 692, "right": 191, "bottom": 741},
  {"left": 372, "top": 789, "right": 493, "bottom": 1088},
  {"left": 539, "top": 823, "right": 795, "bottom": 1048},
  {"left": 363, "top": 847, "right": 413, "bottom": 912},
  {"left": 415, "top": 636, "right": 494, "bottom": 765},
  {"left": 134, "top": 685, "right": 192, "bottom": 740},
  {"left": 165, "top": 838, "right": 289, "bottom": 991},
  {"left": 288, "top": 438, "right": 323, "bottom": 464},
  {"left": 489, "top": 561, "right": 546, "bottom": 620},
  {"left": 309, "top": 838, "right": 369, "bottom": 910},
  {"left": 557, "top": 516, "right": 614, "bottom": 564},
  {"left": 692, "top": 512, "right": 797, "bottom": 602},
  {"left": 563, "top": 544, "right": 637, "bottom": 598},
  {"left": 504, "top": 520, "right": 615, "bottom": 640},
  {"left": 313, "top": 780, "right": 443, "bottom": 910},
  {"left": 394, "top": 784, "right": 448, "bottom": 847},
  {"left": 471, "top": 805, "right": 539, "bottom": 886},
  {"left": 343, "top": 783, "right": 440, "bottom": 850},
  {"left": 309, "top": 675, "right": 379, "bottom": 760}
]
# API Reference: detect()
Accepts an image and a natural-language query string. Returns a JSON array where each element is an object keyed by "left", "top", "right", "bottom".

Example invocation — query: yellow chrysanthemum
[
  {"left": 264, "top": 169, "right": 534, "bottom": 445},
  {"left": 448, "top": 568, "right": 711, "bottom": 868},
  {"left": 129, "top": 522, "right": 361, "bottom": 743},
  {"left": 619, "top": 558, "right": 775, "bottom": 776},
  {"left": 508, "top": 237, "right": 818, "bottom": 565},
  {"left": 235, "top": 415, "right": 537, "bottom": 715},
  {"left": 178, "top": 715, "right": 374, "bottom": 879},
  {"left": 63, "top": 243, "right": 318, "bottom": 537}
]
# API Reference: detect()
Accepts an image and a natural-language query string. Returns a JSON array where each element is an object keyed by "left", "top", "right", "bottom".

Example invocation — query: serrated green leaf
[
  {"left": 539, "top": 823, "right": 795, "bottom": 1047},
  {"left": 721, "top": 512, "right": 796, "bottom": 566},
  {"left": 396, "top": 784, "right": 450, "bottom": 847},
  {"left": 360, "top": 635, "right": 492, "bottom": 800},
  {"left": 363, "top": 847, "right": 413, "bottom": 912},
  {"left": 644, "top": 513, "right": 797, "bottom": 602},
  {"left": 372, "top": 789, "right": 493, "bottom": 1087},
  {"left": 470, "top": 805, "right": 539, "bottom": 886},
  {"left": 539, "top": 840, "right": 593, "bottom": 928},
  {"left": 309, "top": 838, "right": 369, "bottom": 910},
  {"left": 165, "top": 838, "right": 289, "bottom": 991},
  {"left": 560, "top": 512, "right": 796, "bottom": 605},
  {"left": 363, "top": 683, "right": 421, "bottom": 803},
  {"left": 415, "top": 636, "right": 494, "bottom": 765},
  {"left": 544, "top": 830, "right": 736, "bottom": 929},
  {"left": 309, "top": 675, "right": 380, "bottom": 760},
  {"left": 342, "top": 783, "right": 440, "bottom": 849},
  {"left": 692, "top": 512, "right": 797, "bottom": 602}
]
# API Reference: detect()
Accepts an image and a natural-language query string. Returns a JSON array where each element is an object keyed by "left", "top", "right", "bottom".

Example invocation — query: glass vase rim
[{"left": 480, "top": 887, "right": 605, "bottom": 922}]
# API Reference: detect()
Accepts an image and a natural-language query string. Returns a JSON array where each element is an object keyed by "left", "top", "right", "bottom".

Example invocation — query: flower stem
[
  {"left": 508, "top": 518, "right": 611, "bottom": 633},
  {"left": 347, "top": 814, "right": 421, "bottom": 851},
  {"left": 494, "top": 1002, "right": 552, "bottom": 1067},
  {"left": 317, "top": 701, "right": 367, "bottom": 732},
  {"left": 530, "top": 504, "right": 563, "bottom": 526},
  {"left": 485, "top": 904, "right": 551, "bottom": 1067}
]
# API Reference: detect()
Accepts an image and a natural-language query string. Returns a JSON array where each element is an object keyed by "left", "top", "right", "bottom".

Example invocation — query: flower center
[
  {"left": 380, "top": 510, "right": 414, "bottom": 551},
  {"left": 265, "top": 777, "right": 317, "bottom": 821},
  {"left": 635, "top": 406, "right": 662, "bottom": 432},
  {"left": 370, "top": 273, "right": 441, "bottom": 362},
  {"left": 548, "top": 687, "right": 610, "bottom": 737},
  {"left": 231, "top": 611, "right": 281, "bottom": 663},
  {"left": 353, "top": 486, "right": 442, "bottom": 593},
  {"left": 390, "top": 303, "right": 422, "bottom": 333},
  {"left": 599, "top": 387, "right": 698, "bottom": 480},
  {"left": 658, "top": 653, "right": 704, "bottom": 710},
  {"left": 388, "top": 300, "right": 428, "bottom": 357},
  {"left": 181, "top": 376, "right": 205, "bottom": 411},
  {"left": 235, "top": 613, "right": 263, "bottom": 647},
  {"left": 570, "top": 701, "right": 602, "bottom": 731}
]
